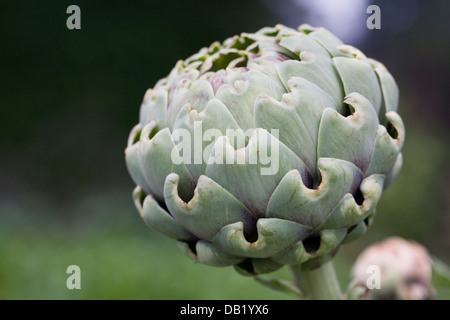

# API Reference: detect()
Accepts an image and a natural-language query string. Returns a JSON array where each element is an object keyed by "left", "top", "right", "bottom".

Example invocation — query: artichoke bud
[
  {"left": 351, "top": 237, "right": 433, "bottom": 300},
  {"left": 125, "top": 24, "right": 405, "bottom": 275}
]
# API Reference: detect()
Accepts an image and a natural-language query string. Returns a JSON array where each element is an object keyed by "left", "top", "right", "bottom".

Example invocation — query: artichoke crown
[{"left": 125, "top": 24, "right": 404, "bottom": 275}]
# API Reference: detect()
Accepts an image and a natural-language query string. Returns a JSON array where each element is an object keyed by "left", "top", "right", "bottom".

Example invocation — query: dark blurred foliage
[{"left": 0, "top": 0, "right": 449, "bottom": 298}]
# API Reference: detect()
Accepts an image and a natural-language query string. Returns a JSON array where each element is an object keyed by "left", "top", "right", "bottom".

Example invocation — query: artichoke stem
[{"left": 289, "top": 260, "right": 342, "bottom": 300}]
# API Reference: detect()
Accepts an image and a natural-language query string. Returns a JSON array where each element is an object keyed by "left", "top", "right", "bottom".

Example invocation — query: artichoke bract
[{"left": 125, "top": 24, "right": 404, "bottom": 275}]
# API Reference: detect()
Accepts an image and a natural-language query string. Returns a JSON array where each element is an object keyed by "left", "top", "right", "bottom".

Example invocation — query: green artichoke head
[{"left": 125, "top": 24, "right": 404, "bottom": 275}]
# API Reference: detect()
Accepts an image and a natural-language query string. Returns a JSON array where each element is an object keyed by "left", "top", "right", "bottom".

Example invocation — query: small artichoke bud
[{"left": 351, "top": 237, "right": 434, "bottom": 300}]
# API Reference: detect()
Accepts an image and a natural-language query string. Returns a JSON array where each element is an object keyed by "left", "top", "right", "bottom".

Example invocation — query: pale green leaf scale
[
  {"left": 246, "top": 57, "right": 283, "bottom": 84},
  {"left": 317, "top": 92, "right": 379, "bottom": 174},
  {"left": 125, "top": 123, "right": 153, "bottom": 195},
  {"left": 342, "top": 220, "right": 368, "bottom": 244},
  {"left": 278, "top": 54, "right": 344, "bottom": 109},
  {"left": 255, "top": 96, "right": 317, "bottom": 176},
  {"left": 333, "top": 55, "right": 382, "bottom": 114},
  {"left": 384, "top": 152, "right": 403, "bottom": 189},
  {"left": 212, "top": 219, "right": 312, "bottom": 258},
  {"left": 164, "top": 173, "right": 256, "bottom": 241},
  {"left": 255, "top": 26, "right": 280, "bottom": 36},
  {"left": 365, "top": 112, "right": 405, "bottom": 177},
  {"left": 165, "top": 60, "right": 188, "bottom": 87},
  {"left": 272, "top": 240, "right": 311, "bottom": 265},
  {"left": 369, "top": 58, "right": 399, "bottom": 114},
  {"left": 315, "top": 229, "right": 348, "bottom": 256},
  {"left": 167, "top": 77, "right": 214, "bottom": 128},
  {"left": 242, "top": 258, "right": 284, "bottom": 276},
  {"left": 131, "top": 186, "right": 145, "bottom": 217},
  {"left": 171, "top": 98, "right": 243, "bottom": 181},
  {"left": 194, "top": 241, "right": 244, "bottom": 267},
  {"left": 299, "top": 25, "right": 352, "bottom": 58},
  {"left": 141, "top": 193, "right": 196, "bottom": 242},
  {"left": 205, "top": 129, "right": 312, "bottom": 218},
  {"left": 319, "top": 174, "right": 385, "bottom": 229},
  {"left": 215, "top": 69, "right": 286, "bottom": 130},
  {"left": 139, "top": 88, "right": 168, "bottom": 128},
  {"left": 177, "top": 241, "right": 198, "bottom": 262},
  {"left": 266, "top": 158, "right": 362, "bottom": 228},
  {"left": 278, "top": 31, "right": 331, "bottom": 57},
  {"left": 272, "top": 228, "right": 346, "bottom": 265},
  {"left": 255, "top": 77, "right": 339, "bottom": 178},
  {"left": 139, "top": 124, "right": 195, "bottom": 202}
]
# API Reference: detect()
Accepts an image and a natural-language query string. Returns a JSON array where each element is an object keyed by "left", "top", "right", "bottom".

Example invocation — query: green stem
[{"left": 289, "top": 260, "right": 343, "bottom": 300}]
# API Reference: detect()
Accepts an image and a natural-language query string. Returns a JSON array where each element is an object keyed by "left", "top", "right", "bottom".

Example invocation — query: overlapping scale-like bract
[{"left": 125, "top": 24, "right": 404, "bottom": 275}]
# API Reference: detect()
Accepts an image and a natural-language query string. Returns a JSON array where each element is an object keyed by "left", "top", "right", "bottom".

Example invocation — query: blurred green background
[{"left": 1, "top": 0, "right": 449, "bottom": 299}]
